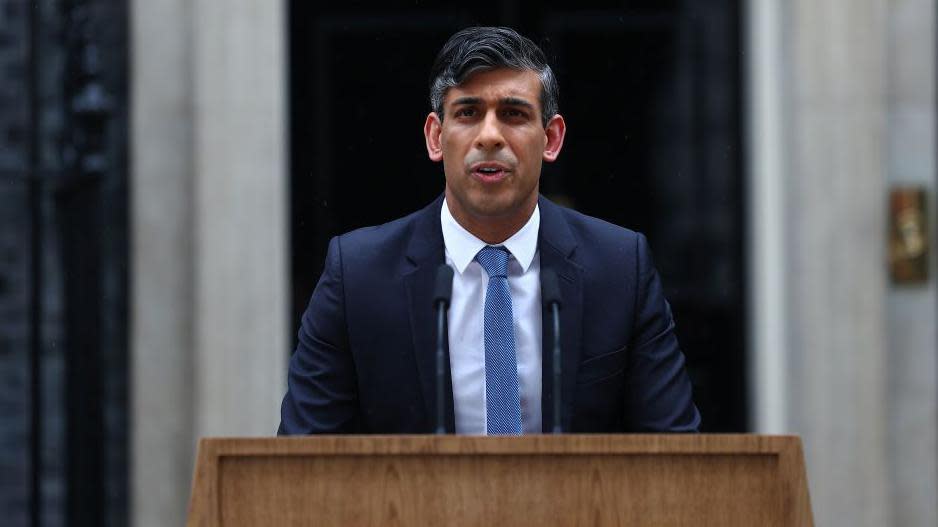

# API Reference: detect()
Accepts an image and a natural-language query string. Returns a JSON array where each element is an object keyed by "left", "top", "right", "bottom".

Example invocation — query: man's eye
[
  {"left": 455, "top": 108, "right": 475, "bottom": 117},
  {"left": 504, "top": 109, "right": 526, "bottom": 118}
]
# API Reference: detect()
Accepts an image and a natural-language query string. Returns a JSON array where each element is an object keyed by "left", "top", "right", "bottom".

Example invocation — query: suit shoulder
[
  {"left": 543, "top": 200, "right": 652, "bottom": 295},
  {"left": 337, "top": 207, "right": 422, "bottom": 249},
  {"left": 332, "top": 199, "right": 438, "bottom": 269},
  {"left": 554, "top": 203, "right": 642, "bottom": 248},
  {"left": 330, "top": 206, "right": 419, "bottom": 255}
]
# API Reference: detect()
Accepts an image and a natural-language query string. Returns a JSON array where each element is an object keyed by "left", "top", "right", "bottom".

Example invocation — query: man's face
[{"left": 424, "top": 68, "right": 565, "bottom": 229}]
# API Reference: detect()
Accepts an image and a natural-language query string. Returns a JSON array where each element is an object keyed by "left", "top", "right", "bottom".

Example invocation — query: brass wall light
[{"left": 889, "top": 187, "right": 929, "bottom": 284}]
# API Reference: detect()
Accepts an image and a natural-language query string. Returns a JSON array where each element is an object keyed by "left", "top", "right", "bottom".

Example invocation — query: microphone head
[
  {"left": 541, "top": 269, "right": 562, "bottom": 307},
  {"left": 433, "top": 264, "right": 455, "bottom": 306}
]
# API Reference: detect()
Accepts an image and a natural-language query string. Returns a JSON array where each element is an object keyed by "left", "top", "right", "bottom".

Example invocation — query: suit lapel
[
  {"left": 402, "top": 194, "right": 582, "bottom": 434},
  {"left": 538, "top": 196, "right": 584, "bottom": 433},
  {"left": 402, "top": 195, "right": 456, "bottom": 432}
]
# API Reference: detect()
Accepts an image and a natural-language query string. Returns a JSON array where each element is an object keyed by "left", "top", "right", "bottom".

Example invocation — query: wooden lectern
[{"left": 187, "top": 435, "right": 813, "bottom": 526}]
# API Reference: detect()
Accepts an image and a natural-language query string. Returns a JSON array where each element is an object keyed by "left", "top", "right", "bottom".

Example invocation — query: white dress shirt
[{"left": 441, "top": 198, "right": 542, "bottom": 434}]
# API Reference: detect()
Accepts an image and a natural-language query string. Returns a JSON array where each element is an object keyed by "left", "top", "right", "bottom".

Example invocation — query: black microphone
[
  {"left": 541, "top": 269, "right": 563, "bottom": 434},
  {"left": 433, "top": 264, "right": 454, "bottom": 434}
]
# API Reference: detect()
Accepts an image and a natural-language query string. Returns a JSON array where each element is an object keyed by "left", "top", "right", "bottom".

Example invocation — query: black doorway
[{"left": 289, "top": 1, "right": 746, "bottom": 432}]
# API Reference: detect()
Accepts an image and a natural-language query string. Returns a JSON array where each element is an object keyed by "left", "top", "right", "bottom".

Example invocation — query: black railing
[
  {"left": 11, "top": 0, "right": 127, "bottom": 525},
  {"left": 27, "top": 1, "right": 43, "bottom": 524}
]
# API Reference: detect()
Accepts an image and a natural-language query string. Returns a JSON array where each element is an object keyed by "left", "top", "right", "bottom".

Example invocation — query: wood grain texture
[{"left": 187, "top": 435, "right": 814, "bottom": 526}]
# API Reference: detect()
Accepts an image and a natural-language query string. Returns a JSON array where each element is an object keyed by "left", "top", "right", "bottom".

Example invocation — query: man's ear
[
  {"left": 424, "top": 112, "right": 443, "bottom": 162},
  {"left": 543, "top": 114, "right": 566, "bottom": 163}
]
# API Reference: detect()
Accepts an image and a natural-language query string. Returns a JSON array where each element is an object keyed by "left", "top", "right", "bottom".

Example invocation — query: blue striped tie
[{"left": 476, "top": 245, "right": 522, "bottom": 435}]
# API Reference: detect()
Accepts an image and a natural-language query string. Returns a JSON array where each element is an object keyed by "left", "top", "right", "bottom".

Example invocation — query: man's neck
[{"left": 444, "top": 192, "right": 537, "bottom": 245}]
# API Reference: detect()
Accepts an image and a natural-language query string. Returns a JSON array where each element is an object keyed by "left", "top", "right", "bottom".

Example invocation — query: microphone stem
[
  {"left": 435, "top": 301, "right": 447, "bottom": 434},
  {"left": 551, "top": 302, "right": 562, "bottom": 434}
]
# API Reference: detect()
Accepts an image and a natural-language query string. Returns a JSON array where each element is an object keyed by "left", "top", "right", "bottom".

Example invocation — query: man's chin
[{"left": 464, "top": 193, "right": 532, "bottom": 220}]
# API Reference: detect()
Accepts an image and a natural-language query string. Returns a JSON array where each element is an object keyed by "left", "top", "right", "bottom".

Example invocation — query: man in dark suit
[{"left": 279, "top": 27, "right": 700, "bottom": 435}]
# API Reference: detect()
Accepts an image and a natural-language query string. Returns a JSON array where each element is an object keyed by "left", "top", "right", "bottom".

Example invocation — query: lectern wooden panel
[{"left": 187, "top": 435, "right": 812, "bottom": 526}]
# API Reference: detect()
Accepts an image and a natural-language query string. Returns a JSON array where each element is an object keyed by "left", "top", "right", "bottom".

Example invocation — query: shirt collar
[{"left": 441, "top": 197, "right": 540, "bottom": 274}]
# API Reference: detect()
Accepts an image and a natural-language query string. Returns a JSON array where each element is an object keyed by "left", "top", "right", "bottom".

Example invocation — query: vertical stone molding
[
  {"left": 885, "top": 1, "right": 937, "bottom": 525},
  {"left": 131, "top": 1, "right": 196, "bottom": 525},
  {"left": 747, "top": 0, "right": 789, "bottom": 435},
  {"left": 787, "top": 2, "right": 891, "bottom": 526},
  {"left": 131, "top": 0, "right": 286, "bottom": 525},
  {"left": 751, "top": 1, "right": 894, "bottom": 525},
  {"left": 191, "top": 0, "right": 287, "bottom": 441}
]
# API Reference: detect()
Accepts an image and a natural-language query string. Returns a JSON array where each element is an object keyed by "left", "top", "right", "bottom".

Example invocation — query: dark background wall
[{"left": 289, "top": 0, "right": 746, "bottom": 432}]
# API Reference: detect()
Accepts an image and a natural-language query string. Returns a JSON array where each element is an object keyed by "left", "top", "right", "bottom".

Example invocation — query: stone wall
[{"left": 130, "top": 0, "right": 287, "bottom": 524}]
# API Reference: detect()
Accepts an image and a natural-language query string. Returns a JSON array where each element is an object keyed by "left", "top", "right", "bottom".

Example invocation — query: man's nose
[{"left": 475, "top": 112, "right": 505, "bottom": 150}]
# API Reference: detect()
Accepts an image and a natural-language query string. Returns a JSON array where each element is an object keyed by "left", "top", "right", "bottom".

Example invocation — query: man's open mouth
[{"left": 471, "top": 163, "right": 511, "bottom": 182}]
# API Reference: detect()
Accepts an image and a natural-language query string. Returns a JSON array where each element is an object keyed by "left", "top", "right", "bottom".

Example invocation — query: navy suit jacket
[{"left": 279, "top": 195, "right": 700, "bottom": 434}]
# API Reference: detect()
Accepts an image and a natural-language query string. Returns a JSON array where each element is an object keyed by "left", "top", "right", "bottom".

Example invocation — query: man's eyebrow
[
  {"left": 500, "top": 97, "right": 535, "bottom": 110},
  {"left": 449, "top": 96, "right": 536, "bottom": 110},
  {"left": 451, "top": 97, "right": 482, "bottom": 106}
]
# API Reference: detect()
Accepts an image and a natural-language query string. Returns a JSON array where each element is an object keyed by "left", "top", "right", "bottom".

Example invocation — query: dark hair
[{"left": 429, "top": 27, "right": 559, "bottom": 128}]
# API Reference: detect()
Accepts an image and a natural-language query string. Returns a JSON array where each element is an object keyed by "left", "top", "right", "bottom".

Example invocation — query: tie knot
[{"left": 476, "top": 245, "right": 510, "bottom": 278}]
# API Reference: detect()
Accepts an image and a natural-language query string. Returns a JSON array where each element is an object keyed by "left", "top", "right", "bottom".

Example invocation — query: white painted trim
[{"left": 746, "top": 0, "right": 787, "bottom": 433}]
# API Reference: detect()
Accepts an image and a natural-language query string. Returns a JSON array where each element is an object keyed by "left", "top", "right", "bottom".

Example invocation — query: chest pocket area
[{"left": 577, "top": 345, "right": 626, "bottom": 385}]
